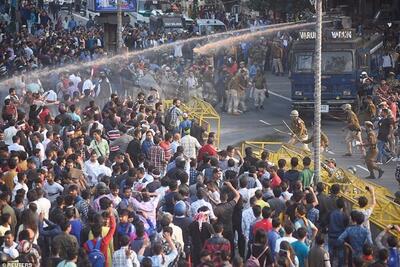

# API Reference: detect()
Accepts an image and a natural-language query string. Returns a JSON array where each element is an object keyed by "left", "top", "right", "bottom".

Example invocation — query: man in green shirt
[
  {"left": 299, "top": 156, "right": 314, "bottom": 188},
  {"left": 89, "top": 129, "right": 109, "bottom": 159}
]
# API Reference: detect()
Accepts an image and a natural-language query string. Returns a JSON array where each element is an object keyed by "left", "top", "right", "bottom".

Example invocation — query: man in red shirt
[
  {"left": 83, "top": 208, "right": 116, "bottom": 267},
  {"left": 197, "top": 138, "right": 217, "bottom": 162},
  {"left": 159, "top": 132, "right": 173, "bottom": 163},
  {"left": 269, "top": 165, "right": 282, "bottom": 189},
  {"left": 252, "top": 206, "right": 273, "bottom": 236}
]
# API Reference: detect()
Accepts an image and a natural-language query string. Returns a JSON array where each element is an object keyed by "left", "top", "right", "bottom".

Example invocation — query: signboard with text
[
  {"left": 88, "top": 0, "right": 136, "bottom": 12},
  {"left": 298, "top": 30, "right": 355, "bottom": 40}
]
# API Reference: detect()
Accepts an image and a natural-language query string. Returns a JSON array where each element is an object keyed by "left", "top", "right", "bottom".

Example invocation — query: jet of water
[
  {"left": 193, "top": 22, "right": 315, "bottom": 56},
  {"left": 0, "top": 21, "right": 309, "bottom": 91}
]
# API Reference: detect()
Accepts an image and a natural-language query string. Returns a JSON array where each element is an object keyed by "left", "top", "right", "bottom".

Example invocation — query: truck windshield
[
  {"left": 322, "top": 51, "right": 353, "bottom": 73},
  {"left": 293, "top": 51, "right": 353, "bottom": 73}
]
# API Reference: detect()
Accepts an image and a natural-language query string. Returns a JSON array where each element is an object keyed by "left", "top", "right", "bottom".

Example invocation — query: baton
[{"left": 282, "top": 120, "right": 303, "bottom": 142}]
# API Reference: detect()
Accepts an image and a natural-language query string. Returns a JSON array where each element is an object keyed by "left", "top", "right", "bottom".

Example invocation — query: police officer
[
  {"left": 303, "top": 131, "right": 329, "bottom": 152},
  {"left": 253, "top": 69, "right": 267, "bottom": 110},
  {"left": 288, "top": 110, "right": 309, "bottom": 151},
  {"left": 364, "top": 96, "right": 377, "bottom": 122},
  {"left": 342, "top": 104, "right": 366, "bottom": 157},
  {"left": 363, "top": 121, "right": 384, "bottom": 179},
  {"left": 227, "top": 71, "right": 245, "bottom": 115}
]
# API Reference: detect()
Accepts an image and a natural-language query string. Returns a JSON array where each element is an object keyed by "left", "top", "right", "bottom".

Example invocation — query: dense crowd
[
  {"left": 0, "top": 1, "right": 399, "bottom": 267},
  {"left": 0, "top": 65, "right": 396, "bottom": 267}
]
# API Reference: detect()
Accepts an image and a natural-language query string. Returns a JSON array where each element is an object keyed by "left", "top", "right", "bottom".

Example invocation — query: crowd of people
[
  {"left": 0, "top": 1, "right": 398, "bottom": 267},
  {"left": 0, "top": 67, "right": 396, "bottom": 267}
]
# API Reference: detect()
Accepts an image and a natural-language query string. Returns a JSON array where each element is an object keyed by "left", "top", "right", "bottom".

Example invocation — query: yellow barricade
[
  {"left": 163, "top": 97, "right": 221, "bottom": 146},
  {"left": 241, "top": 141, "right": 400, "bottom": 232}
]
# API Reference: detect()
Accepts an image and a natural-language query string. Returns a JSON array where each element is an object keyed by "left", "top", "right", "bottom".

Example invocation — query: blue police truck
[{"left": 289, "top": 28, "right": 383, "bottom": 114}]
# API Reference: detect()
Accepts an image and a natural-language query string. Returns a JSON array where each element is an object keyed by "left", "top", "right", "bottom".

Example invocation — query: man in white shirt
[
  {"left": 238, "top": 175, "right": 262, "bottom": 209},
  {"left": 190, "top": 189, "right": 216, "bottom": 220},
  {"left": 43, "top": 174, "right": 64, "bottom": 203},
  {"left": 170, "top": 133, "right": 181, "bottom": 154},
  {"left": 82, "top": 76, "right": 95, "bottom": 93},
  {"left": 1, "top": 231, "right": 19, "bottom": 261},
  {"left": 3, "top": 120, "right": 18, "bottom": 146},
  {"left": 31, "top": 133, "right": 45, "bottom": 162},
  {"left": 275, "top": 223, "right": 297, "bottom": 253},
  {"left": 180, "top": 128, "right": 201, "bottom": 159},
  {"left": 43, "top": 89, "right": 58, "bottom": 104},
  {"left": 8, "top": 136, "right": 25, "bottom": 152},
  {"left": 23, "top": 43, "right": 34, "bottom": 60},
  {"left": 4, "top": 88, "right": 19, "bottom": 103},
  {"left": 34, "top": 188, "right": 51, "bottom": 220},
  {"left": 69, "top": 73, "right": 82, "bottom": 89},
  {"left": 84, "top": 151, "right": 101, "bottom": 186},
  {"left": 12, "top": 173, "right": 28, "bottom": 202},
  {"left": 242, "top": 197, "right": 257, "bottom": 241},
  {"left": 112, "top": 235, "right": 140, "bottom": 267},
  {"left": 97, "top": 156, "right": 112, "bottom": 178},
  {"left": 42, "top": 131, "right": 53, "bottom": 151}
]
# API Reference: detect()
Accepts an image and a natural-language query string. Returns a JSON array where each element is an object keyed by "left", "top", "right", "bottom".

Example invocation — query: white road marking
[
  {"left": 269, "top": 90, "right": 291, "bottom": 101},
  {"left": 356, "top": 164, "right": 369, "bottom": 172},
  {"left": 259, "top": 120, "right": 271, "bottom": 125}
]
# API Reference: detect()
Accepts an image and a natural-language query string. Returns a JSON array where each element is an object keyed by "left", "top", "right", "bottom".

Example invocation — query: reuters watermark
[{"left": 1, "top": 263, "right": 33, "bottom": 267}]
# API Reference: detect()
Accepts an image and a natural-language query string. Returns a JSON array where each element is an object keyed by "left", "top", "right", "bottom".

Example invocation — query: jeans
[{"left": 377, "top": 140, "right": 391, "bottom": 163}]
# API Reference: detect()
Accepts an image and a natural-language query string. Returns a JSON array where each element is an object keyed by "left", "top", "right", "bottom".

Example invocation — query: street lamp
[{"left": 312, "top": 0, "right": 322, "bottom": 184}]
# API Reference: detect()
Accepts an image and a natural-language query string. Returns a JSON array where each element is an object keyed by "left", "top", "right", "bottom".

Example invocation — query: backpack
[
  {"left": 246, "top": 245, "right": 269, "bottom": 267},
  {"left": 86, "top": 238, "right": 105, "bottom": 267},
  {"left": 164, "top": 106, "right": 176, "bottom": 131}
]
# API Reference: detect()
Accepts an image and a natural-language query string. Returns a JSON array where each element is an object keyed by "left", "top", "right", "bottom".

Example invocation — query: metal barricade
[
  {"left": 241, "top": 141, "right": 400, "bottom": 233},
  {"left": 163, "top": 97, "right": 221, "bottom": 146}
]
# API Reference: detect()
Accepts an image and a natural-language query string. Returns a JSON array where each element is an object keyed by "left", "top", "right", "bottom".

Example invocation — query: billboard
[{"left": 89, "top": 0, "right": 136, "bottom": 12}]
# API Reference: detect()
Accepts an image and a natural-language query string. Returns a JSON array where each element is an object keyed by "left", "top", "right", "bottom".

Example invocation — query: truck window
[
  {"left": 294, "top": 53, "right": 313, "bottom": 73},
  {"left": 322, "top": 51, "right": 353, "bottom": 73}
]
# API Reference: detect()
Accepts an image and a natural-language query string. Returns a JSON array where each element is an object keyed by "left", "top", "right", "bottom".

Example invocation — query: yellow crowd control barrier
[
  {"left": 241, "top": 141, "right": 400, "bottom": 232},
  {"left": 163, "top": 97, "right": 221, "bottom": 146}
]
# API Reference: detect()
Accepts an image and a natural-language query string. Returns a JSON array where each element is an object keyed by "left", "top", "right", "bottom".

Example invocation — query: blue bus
[{"left": 289, "top": 28, "right": 383, "bottom": 114}]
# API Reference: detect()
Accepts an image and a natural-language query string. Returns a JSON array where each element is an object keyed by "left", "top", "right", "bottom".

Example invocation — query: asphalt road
[{"left": 219, "top": 73, "right": 398, "bottom": 193}]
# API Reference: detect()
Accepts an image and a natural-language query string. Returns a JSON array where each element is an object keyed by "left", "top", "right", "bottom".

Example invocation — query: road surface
[{"left": 220, "top": 73, "right": 398, "bottom": 193}]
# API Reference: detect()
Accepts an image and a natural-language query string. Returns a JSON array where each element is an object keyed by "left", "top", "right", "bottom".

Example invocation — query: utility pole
[
  {"left": 116, "top": 0, "right": 123, "bottom": 52},
  {"left": 313, "top": 0, "right": 322, "bottom": 184}
]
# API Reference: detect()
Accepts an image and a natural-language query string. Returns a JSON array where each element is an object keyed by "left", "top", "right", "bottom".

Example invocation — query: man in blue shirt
[
  {"left": 67, "top": 16, "right": 77, "bottom": 32},
  {"left": 338, "top": 211, "right": 372, "bottom": 258},
  {"left": 291, "top": 227, "right": 310, "bottom": 267},
  {"left": 328, "top": 197, "right": 349, "bottom": 266},
  {"left": 267, "top": 217, "right": 281, "bottom": 260},
  {"left": 375, "top": 224, "right": 400, "bottom": 267},
  {"left": 179, "top": 113, "right": 192, "bottom": 136}
]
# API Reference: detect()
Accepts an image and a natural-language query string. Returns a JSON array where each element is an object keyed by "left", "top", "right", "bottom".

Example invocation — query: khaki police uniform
[
  {"left": 288, "top": 117, "right": 309, "bottom": 150},
  {"left": 227, "top": 73, "right": 248, "bottom": 114},
  {"left": 303, "top": 131, "right": 329, "bottom": 152},
  {"left": 365, "top": 101, "right": 377, "bottom": 122},
  {"left": 345, "top": 109, "right": 365, "bottom": 156},
  {"left": 364, "top": 129, "right": 383, "bottom": 178}
]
